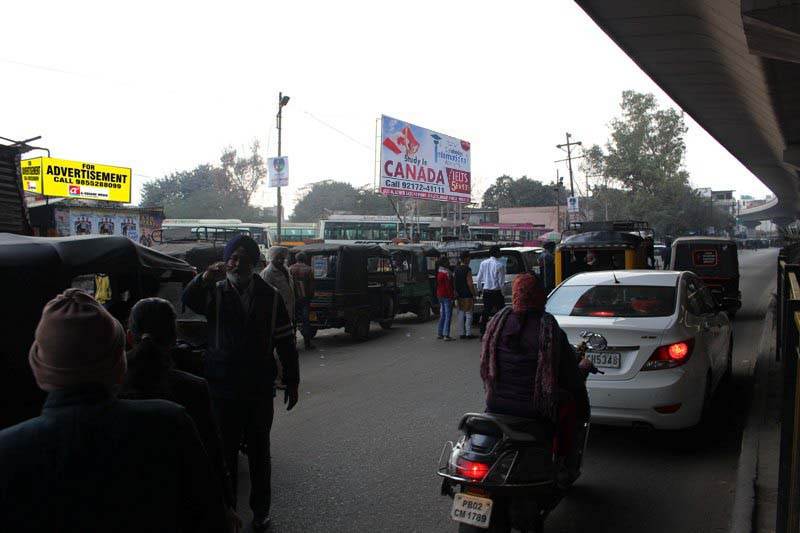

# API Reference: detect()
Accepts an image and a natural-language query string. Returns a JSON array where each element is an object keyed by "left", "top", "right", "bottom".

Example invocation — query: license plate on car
[
  {"left": 587, "top": 352, "right": 621, "bottom": 369},
  {"left": 451, "top": 492, "right": 493, "bottom": 529}
]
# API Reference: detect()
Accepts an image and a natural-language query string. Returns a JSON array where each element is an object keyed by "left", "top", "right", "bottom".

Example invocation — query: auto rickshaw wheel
[
  {"left": 379, "top": 296, "right": 395, "bottom": 329},
  {"left": 416, "top": 298, "right": 431, "bottom": 322},
  {"left": 350, "top": 314, "right": 370, "bottom": 340}
]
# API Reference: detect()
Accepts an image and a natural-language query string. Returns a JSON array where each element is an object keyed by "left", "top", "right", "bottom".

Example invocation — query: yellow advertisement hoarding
[{"left": 21, "top": 157, "right": 132, "bottom": 203}]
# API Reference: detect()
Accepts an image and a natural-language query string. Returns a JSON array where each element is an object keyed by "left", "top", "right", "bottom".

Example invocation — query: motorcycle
[{"left": 437, "top": 332, "right": 605, "bottom": 532}]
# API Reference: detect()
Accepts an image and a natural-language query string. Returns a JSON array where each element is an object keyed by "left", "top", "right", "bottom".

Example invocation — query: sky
[{"left": 1, "top": 0, "right": 773, "bottom": 215}]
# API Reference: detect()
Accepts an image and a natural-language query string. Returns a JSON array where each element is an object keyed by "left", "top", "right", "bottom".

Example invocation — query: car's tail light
[
  {"left": 455, "top": 458, "right": 491, "bottom": 481},
  {"left": 642, "top": 338, "right": 695, "bottom": 371},
  {"left": 589, "top": 310, "right": 616, "bottom": 317}
]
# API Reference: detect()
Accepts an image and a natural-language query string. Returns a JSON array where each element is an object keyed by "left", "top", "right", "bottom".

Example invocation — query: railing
[{"left": 776, "top": 244, "right": 800, "bottom": 532}]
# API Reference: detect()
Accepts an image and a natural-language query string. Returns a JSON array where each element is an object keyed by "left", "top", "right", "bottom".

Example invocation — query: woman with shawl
[{"left": 480, "top": 273, "right": 591, "bottom": 471}]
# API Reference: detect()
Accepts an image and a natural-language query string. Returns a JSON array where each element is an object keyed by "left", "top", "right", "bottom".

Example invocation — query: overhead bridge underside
[{"left": 576, "top": 0, "right": 800, "bottom": 222}]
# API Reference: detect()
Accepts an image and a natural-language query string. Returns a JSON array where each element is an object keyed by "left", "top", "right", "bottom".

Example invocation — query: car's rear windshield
[{"left": 546, "top": 285, "right": 677, "bottom": 317}]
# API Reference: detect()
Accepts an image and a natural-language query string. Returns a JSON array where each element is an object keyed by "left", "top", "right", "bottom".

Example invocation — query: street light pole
[{"left": 276, "top": 92, "right": 290, "bottom": 243}]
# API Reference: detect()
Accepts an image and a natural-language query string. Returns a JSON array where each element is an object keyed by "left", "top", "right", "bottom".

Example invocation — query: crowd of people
[
  {"left": 0, "top": 235, "right": 301, "bottom": 532},
  {"left": 0, "top": 233, "right": 592, "bottom": 532}
]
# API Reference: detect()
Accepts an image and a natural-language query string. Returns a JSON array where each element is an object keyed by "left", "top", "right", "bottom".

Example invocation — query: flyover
[{"left": 575, "top": 0, "right": 800, "bottom": 224}]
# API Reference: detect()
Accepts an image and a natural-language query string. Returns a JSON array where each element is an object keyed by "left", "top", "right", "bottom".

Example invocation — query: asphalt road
[{"left": 234, "top": 248, "right": 778, "bottom": 532}]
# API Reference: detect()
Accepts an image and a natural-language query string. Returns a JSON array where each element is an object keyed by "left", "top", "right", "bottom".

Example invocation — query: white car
[{"left": 545, "top": 270, "right": 732, "bottom": 429}]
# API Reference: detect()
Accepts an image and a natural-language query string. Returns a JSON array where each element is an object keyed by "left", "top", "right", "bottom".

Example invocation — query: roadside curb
[{"left": 730, "top": 294, "right": 776, "bottom": 533}]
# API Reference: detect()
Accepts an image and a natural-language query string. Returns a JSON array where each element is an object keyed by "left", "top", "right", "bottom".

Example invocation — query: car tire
[{"left": 723, "top": 333, "right": 734, "bottom": 383}]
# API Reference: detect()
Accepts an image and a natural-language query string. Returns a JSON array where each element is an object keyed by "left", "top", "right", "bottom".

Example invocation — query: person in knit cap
[
  {"left": 183, "top": 234, "right": 299, "bottom": 532},
  {"left": 479, "top": 273, "right": 590, "bottom": 483},
  {"left": 0, "top": 289, "right": 227, "bottom": 533}
]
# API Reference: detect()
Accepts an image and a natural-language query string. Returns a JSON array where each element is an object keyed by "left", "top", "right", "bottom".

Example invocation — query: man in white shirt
[{"left": 476, "top": 246, "right": 507, "bottom": 335}]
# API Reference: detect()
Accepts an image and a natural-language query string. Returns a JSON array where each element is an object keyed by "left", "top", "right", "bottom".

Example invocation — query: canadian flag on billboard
[{"left": 382, "top": 125, "right": 420, "bottom": 156}]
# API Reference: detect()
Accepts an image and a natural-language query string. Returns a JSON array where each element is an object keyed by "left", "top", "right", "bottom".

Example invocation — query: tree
[
  {"left": 583, "top": 91, "right": 732, "bottom": 236},
  {"left": 482, "top": 175, "right": 565, "bottom": 208},
  {"left": 140, "top": 142, "right": 275, "bottom": 221},
  {"left": 290, "top": 180, "right": 402, "bottom": 221}
]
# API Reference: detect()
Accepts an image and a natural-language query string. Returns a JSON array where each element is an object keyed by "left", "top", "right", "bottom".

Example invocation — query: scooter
[{"left": 437, "top": 332, "right": 605, "bottom": 532}]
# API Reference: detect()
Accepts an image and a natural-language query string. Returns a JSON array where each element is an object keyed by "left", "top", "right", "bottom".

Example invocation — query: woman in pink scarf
[{"left": 479, "top": 273, "right": 589, "bottom": 460}]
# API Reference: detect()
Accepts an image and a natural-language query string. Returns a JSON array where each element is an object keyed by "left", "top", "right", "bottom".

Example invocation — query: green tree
[
  {"left": 583, "top": 91, "right": 732, "bottom": 236},
  {"left": 140, "top": 142, "right": 275, "bottom": 221},
  {"left": 290, "top": 181, "right": 402, "bottom": 221},
  {"left": 290, "top": 180, "right": 360, "bottom": 221},
  {"left": 482, "top": 175, "right": 564, "bottom": 208}
]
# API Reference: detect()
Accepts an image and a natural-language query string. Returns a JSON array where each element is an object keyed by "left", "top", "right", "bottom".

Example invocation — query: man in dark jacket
[
  {"left": 0, "top": 289, "right": 227, "bottom": 533},
  {"left": 182, "top": 235, "right": 300, "bottom": 531}
]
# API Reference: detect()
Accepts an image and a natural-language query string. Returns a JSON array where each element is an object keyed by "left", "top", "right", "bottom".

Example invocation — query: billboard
[
  {"left": 21, "top": 157, "right": 132, "bottom": 203},
  {"left": 380, "top": 115, "right": 471, "bottom": 204},
  {"left": 267, "top": 156, "right": 289, "bottom": 187}
]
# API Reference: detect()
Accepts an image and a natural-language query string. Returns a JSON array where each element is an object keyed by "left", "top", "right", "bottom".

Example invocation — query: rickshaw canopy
[
  {"left": 0, "top": 233, "right": 196, "bottom": 282},
  {"left": 670, "top": 237, "right": 739, "bottom": 278}
]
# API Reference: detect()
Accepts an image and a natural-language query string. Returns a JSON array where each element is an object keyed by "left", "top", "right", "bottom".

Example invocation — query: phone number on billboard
[{"left": 399, "top": 181, "right": 446, "bottom": 194}]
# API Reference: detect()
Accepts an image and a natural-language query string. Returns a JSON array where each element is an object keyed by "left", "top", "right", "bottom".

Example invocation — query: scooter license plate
[
  {"left": 451, "top": 492, "right": 493, "bottom": 529},
  {"left": 308, "top": 311, "right": 318, "bottom": 321}
]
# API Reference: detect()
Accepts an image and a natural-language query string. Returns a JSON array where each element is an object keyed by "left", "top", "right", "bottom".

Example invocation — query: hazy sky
[{"left": 2, "top": 1, "right": 773, "bottom": 214}]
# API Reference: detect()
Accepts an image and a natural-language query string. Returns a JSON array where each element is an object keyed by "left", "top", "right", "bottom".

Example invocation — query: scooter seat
[{"left": 460, "top": 413, "right": 554, "bottom": 444}]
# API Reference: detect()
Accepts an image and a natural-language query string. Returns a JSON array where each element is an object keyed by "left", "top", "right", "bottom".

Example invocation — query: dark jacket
[
  {"left": 0, "top": 384, "right": 227, "bottom": 533},
  {"left": 182, "top": 273, "right": 299, "bottom": 399},
  {"left": 120, "top": 348, "right": 234, "bottom": 507},
  {"left": 486, "top": 311, "right": 589, "bottom": 420}
]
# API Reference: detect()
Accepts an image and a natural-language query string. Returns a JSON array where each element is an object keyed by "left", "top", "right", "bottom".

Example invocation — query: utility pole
[
  {"left": 554, "top": 169, "right": 562, "bottom": 233},
  {"left": 556, "top": 132, "right": 582, "bottom": 223},
  {"left": 276, "top": 92, "right": 290, "bottom": 243}
]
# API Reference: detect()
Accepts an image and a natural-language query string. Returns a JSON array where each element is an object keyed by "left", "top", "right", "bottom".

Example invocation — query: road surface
[{"left": 233, "top": 248, "right": 778, "bottom": 532}]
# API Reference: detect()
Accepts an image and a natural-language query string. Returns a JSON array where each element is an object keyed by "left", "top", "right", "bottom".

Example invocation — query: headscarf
[
  {"left": 29, "top": 289, "right": 126, "bottom": 391},
  {"left": 223, "top": 235, "right": 260, "bottom": 264},
  {"left": 512, "top": 273, "right": 546, "bottom": 314},
  {"left": 480, "top": 273, "right": 561, "bottom": 421}
]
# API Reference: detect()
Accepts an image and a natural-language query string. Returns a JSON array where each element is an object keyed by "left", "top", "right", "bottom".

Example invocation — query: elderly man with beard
[{"left": 182, "top": 235, "right": 300, "bottom": 531}]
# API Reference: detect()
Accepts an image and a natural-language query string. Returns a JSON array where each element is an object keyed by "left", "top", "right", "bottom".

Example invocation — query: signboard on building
[
  {"left": 21, "top": 157, "right": 132, "bottom": 203},
  {"left": 267, "top": 156, "right": 289, "bottom": 187},
  {"left": 567, "top": 196, "right": 580, "bottom": 213},
  {"left": 379, "top": 115, "right": 471, "bottom": 204}
]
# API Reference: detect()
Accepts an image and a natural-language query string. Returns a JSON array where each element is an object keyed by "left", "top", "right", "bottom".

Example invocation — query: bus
[
  {"left": 259, "top": 222, "right": 319, "bottom": 247},
  {"left": 467, "top": 223, "right": 550, "bottom": 246},
  {"left": 160, "top": 219, "right": 271, "bottom": 252},
  {"left": 319, "top": 215, "right": 448, "bottom": 244}
]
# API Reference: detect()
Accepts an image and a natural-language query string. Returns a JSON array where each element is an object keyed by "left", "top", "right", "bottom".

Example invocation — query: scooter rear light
[
  {"left": 642, "top": 338, "right": 695, "bottom": 371},
  {"left": 455, "top": 458, "right": 491, "bottom": 481}
]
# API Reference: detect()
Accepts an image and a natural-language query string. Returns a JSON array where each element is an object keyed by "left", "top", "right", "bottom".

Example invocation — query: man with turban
[
  {"left": 0, "top": 289, "right": 227, "bottom": 532},
  {"left": 183, "top": 234, "right": 299, "bottom": 531}
]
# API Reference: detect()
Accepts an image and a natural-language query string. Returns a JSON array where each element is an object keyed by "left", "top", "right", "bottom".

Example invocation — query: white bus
[
  {"left": 319, "top": 214, "right": 449, "bottom": 245},
  {"left": 160, "top": 218, "right": 271, "bottom": 252}
]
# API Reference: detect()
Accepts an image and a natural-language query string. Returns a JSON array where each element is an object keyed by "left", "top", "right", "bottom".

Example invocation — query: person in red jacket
[{"left": 436, "top": 256, "right": 455, "bottom": 341}]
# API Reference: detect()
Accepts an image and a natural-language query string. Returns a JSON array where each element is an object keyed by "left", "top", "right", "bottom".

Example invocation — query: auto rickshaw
[
  {"left": 555, "top": 221, "right": 652, "bottom": 285},
  {"left": 382, "top": 244, "right": 439, "bottom": 321},
  {"left": 669, "top": 236, "right": 741, "bottom": 315},
  {"left": 0, "top": 234, "right": 196, "bottom": 430},
  {"left": 291, "top": 243, "right": 399, "bottom": 340}
]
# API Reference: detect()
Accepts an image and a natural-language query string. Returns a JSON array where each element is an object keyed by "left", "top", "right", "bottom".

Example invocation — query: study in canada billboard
[{"left": 379, "top": 115, "right": 471, "bottom": 204}]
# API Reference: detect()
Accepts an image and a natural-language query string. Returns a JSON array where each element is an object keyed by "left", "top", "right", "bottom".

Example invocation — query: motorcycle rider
[{"left": 480, "top": 273, "right": 591, "bottom": 484}]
